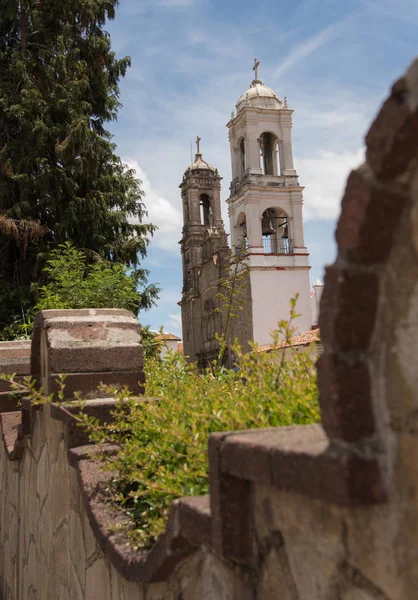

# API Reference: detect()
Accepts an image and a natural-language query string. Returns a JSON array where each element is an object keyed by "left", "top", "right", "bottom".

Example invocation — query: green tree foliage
[
  {"left": 35, "top": 241, "right": 158, "bottom": 312},
  {"left": 0, "top": 0, "right": 156, "bottom": 334},
  {"left": 140, "top": 325, "right": 163, "bottom": 360}
]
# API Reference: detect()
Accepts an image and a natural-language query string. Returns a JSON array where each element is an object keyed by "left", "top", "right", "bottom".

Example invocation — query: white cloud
[
  {"left": 299, "top": 148, "right": 364, "bottom": 221},
  {"left": 167, "top": 312, "right": 182, "bottom": 331},
  {"left": 274, "top": 20, "right": 347, "bottom": 79},
  {"left": 126, "top": 159, "right": 183, "bottom": 251}
]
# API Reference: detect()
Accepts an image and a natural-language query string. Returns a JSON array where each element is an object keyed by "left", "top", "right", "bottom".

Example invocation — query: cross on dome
[
  {"left": 253, "top": 58, "right": 260, "bottom": 81},
  {"left": 196, "top": 136, "right": 201, "bottom": 155}
]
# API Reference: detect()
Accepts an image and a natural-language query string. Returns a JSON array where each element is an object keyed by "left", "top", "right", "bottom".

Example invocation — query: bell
[
  {"left": 261, "top": 215, "right": 276, "bottom": 236},
  {"left": 281, "top": 224, "right": 289, "bottom": 239}
]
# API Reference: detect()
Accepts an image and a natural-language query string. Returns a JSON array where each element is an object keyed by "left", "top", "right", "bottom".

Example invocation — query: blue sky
[{"left": 105, "top": 0, "right": 418, "bottom": 335}]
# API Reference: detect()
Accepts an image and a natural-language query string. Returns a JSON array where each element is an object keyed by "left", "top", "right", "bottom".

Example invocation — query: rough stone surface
[
  {"left": 30, "top": 309, "right": 145, "bottom": 398},
  {"left": 0, "top": 340, "right": 31, "bottom": 411},
  {"left": 317, "top": 353, "right": 376, "bottom": 441}
]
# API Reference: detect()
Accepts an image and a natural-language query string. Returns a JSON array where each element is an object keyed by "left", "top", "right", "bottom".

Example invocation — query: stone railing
[{"left": 1, "top": 58, "right": 418, "bottom": 598}]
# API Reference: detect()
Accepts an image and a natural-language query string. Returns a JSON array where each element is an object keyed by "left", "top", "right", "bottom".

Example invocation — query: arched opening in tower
[
  {"left": 261, "top": 208, "right": 291, "bottom": 254},
  {"left": 239, "top": 138, "right": 246, "bottom": 176},
  {"left": 199, "top": 194, "right": 211, "bottom": 226},
  {"left": 260, "top": 132, "right": 279, "bottom": 176}
]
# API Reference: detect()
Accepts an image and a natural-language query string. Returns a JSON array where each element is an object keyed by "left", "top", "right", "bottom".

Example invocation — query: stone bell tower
[
  {"left": 226, "top": 60, "right": 312, "bottom": 344},
  {"left": 179, "top": 138, "right": 232, "bottom": 364}
]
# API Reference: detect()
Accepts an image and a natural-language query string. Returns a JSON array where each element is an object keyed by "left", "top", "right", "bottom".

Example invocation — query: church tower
[
  {"left": 226, "top": 60, "right": 312, "bottom": 344},
  {"left": 179, "top": 139, "right": 232, "bottom": 364}
]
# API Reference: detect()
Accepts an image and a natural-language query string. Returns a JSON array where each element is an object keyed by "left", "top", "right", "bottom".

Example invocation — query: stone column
[
  {"left": 280, "top": 111, "right": 297, "bottom": 175},
  {"left": 188, "top": 188, "right": 201, "bottom": 224},
  {"left": 245, "top": 114, "right": 262, "bottom": 174},
  {"left": 290, "top": 191, "right": 305, "bottom": 247},
  {"left": 212, "top": 180, "right": 223, "bottom": 225},
  {"left": 245, "top": 200, "right": 262, "bottom": 249}
]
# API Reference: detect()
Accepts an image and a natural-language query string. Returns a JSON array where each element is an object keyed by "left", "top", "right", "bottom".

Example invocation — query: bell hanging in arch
[
  {"left": 261, "top": 214, "right": 276, "bottom": 236},
  {"left": 281, "top": 223, "right": 289, "bottom": 239}
]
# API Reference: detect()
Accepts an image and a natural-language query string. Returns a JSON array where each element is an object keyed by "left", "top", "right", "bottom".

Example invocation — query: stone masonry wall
[
  {"left": 1, "top": 59, "right": 418, "bottom": 599},
  {"left": 0, "top": 341, "right": 30, "bottom": 412},
  {"left": 0, "top": 402, "right": 253, "bottom": 599}
]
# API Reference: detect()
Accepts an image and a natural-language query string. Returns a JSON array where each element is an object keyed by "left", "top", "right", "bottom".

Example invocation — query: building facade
[
  {"left": 180, "top": 62, "right": 312, "bottom": 362},
  {"left": 226, "top": 61, "right": 312, "bottom": 345}
]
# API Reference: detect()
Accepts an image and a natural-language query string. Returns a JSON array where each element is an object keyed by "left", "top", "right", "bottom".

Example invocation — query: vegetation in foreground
[
  {"left": 75, "top": 319, "right": 318, "bottom": 548},
  {"left": 0, "top": 274, "right": 319, "bottom": 548},
  {"left": 5, "top": 346, "right": 319, "bottom": 547},
  {"left": 2, "top": 305, "right": 319, "bottom": 549}
]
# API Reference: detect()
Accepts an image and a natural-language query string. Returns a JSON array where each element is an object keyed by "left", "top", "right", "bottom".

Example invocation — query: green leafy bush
[
  {"left": 81, "top": 330, "right": 319, "bottom": 548},
  {"left": 2, "top": 308, "right": 319, "bottom": 549}
]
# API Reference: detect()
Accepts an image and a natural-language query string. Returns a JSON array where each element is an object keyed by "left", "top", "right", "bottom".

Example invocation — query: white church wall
[{"left": 250, "top": 269, "right": 312, "bottom": 346}]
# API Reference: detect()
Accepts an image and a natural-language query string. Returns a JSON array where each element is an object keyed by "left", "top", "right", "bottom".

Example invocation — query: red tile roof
[
  {"left": 255, "top": 329, "right": 320, "bottom": 353},
  {"left": 155, "top": 332, "right": 182, "bottom": 341}
]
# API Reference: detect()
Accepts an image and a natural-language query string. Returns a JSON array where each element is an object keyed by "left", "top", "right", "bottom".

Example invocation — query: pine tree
[{"left": 0, "top": 0, "right": 157, "bottom": 334}]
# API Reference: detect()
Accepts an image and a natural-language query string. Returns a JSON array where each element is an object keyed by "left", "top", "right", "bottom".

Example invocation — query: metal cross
[
  {"left": 196, "top": 136, "right": 201, "bottom": 154},
  {"left": 253, "top": 58, "right": 260, "bottom": 80}
]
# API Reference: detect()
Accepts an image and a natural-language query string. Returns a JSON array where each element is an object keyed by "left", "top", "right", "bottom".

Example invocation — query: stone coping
[
  {"left": 0, "top": 340, "right": 31, "bottom": 375},
  {"left": 70, "top": 445, "right": 211, "bottom": 582},
  {"left": 216, "top": 425, "right": 386, "bottom": 506},
  {"left": 0, "top": 340, "right": 32, "bottom": 412}
]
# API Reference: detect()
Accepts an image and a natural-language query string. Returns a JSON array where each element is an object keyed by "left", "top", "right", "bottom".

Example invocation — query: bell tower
[
  {"left": 179, "top": 138, "right": 231, "bottom": 364},
  {"left": 226, "top": 60, "right": 312, "bottom": 344}
]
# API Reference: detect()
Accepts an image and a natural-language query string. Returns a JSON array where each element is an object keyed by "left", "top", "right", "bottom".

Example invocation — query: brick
[
  {"left": 366, "top": 76, "right": 418, "bottom": 180},
  {"left": 47, "top": 370, "right": 145, "bottom": 400},
  {"left": 48, "top": 345, "right": 144, "bottom": 374},
  {"left": 319, "top": 266, "right": 379, "bottom": 352},
  {"left": 317, "top": 353, "right": 376, "bottom": 442},
  {"left": 336, "top": 169, "right": 408, "bottom": 264}
]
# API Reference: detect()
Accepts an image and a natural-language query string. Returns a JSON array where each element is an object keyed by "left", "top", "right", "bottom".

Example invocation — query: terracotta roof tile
[
  {"left": 155, "top": 332, "right": 182, "bottom": 341},
  {"left": 255, "top": 329, "right": 320, "bottom": 353}
]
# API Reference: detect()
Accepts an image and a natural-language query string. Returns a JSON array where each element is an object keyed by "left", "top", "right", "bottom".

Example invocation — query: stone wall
[
  {"left": 1, "top": 59, "right": 418, "bottom": 599},
  {"left": 0, "top": 341, "right": 30, "bottom": 412}
]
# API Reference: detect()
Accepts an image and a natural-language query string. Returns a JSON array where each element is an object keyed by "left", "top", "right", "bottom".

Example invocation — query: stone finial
[
  {"left": 231, "top": 110, "right": 235, "bottom": 120},
  {"left": 284, "top": 96, "right": 288, "bottom": 109}
]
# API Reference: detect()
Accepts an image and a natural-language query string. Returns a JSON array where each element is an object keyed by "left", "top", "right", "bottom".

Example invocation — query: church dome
[
  {"left": 186, "top": 153, "right": 217, "bottom": 173},
  {"left": 236, "top": 80, "right": 282, "bottom": 113}
]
